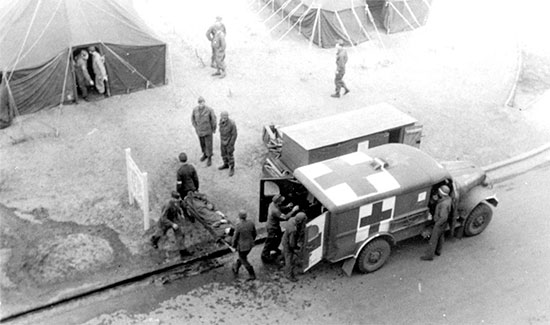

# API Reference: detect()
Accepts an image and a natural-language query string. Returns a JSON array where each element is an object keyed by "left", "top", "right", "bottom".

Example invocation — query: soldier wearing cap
[
  {"left": 261, "top": 194, "right": 300, "bottom": 263},
  {"left": 281, "top": 212, "right": 307, "bottom": 282},
  {"left": 421, "top": 185, "right": 452, "bottom": 260},
  {"left": 231, "top": 210, "right": 257, "bottom": 281},
  {"left": 218, "top": 111, "right": 237, "bottom": 176},
  {"left": 150, "top": 191, "right": 191, "bottom": 259},
  {"left": 206, "top": 16, "right": 227, "bottom": 69},
  {"left": 330, "top": 39, "right": 350, "bottom": 98},
  {"left": 191, "top": 97, "right": 217, "bottom": 166},
  {"left": 176, "top": 152, "right": 199, "bottom": 199}
]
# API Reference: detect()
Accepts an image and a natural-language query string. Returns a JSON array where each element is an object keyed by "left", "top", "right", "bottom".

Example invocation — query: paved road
[{"left": 15, "top": 165, "right": 550, "bottom": 325}]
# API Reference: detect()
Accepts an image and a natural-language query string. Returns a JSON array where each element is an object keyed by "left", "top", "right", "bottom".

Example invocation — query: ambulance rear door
[{"left": 303, "top": 211, "right": 327, "bottom": 272}]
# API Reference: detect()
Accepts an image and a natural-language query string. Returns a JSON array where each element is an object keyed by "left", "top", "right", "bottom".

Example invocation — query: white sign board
[{"left": 125, "top": 148, "right": 150, "bottom": 230}]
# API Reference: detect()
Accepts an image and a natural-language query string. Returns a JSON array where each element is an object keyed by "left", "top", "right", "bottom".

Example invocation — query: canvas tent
[
  {"left": 0, "top": 0, "right": 166, "bottom": 129},
  {"left": 260, "top": 0, "right": 432, "bottom": 48}
]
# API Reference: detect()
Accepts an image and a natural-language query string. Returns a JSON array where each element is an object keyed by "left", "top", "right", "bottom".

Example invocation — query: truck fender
[
  {"left": 458, "top": 185, "right": 498, "bottom": 218},
  {"left": 341, "top": 233, "right": 396, "bottom": 276}
]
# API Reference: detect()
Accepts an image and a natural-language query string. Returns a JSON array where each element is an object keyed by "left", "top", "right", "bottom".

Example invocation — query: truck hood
[{"left": 440, "top": 160, "right": 488, "bottom": 193}]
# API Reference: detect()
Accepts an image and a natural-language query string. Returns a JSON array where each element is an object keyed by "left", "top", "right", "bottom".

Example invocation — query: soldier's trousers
[
  {"left": 220, "top": 144, "right": 235, "bottom": 167},
  {"left": 234, "top": 250, "right": 255, "bottom": 277},
  {"left": 261, "top": 230, "right": 282, "bottom": 261},
  {"left": 425, "top": 225, "right": 445, "bottom": 258},
  {"left": 211, "top": 46, "right": 217, "bottom": 67},
  {"left": 215, "top": 51, "right": 226, "bottom": 72},
  {"left": 199, "top": 134, "right": 213, "bottom": 157},
  {"left": 334, "top": 71, "right": 347, "bottom": 93},
  {"left": 282, "top": 243, "right": 297, "bottom": 279},
  {"left": 150, "top": 225, "right": 185, "bottom": 249}
]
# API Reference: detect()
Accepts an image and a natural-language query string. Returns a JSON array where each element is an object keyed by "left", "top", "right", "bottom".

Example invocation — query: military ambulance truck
[
  {"left": 259, "top": 143, "right": 498, "bottom": 276},
  {"left": 262, "top": 103, "right": 423, "bottom": 178}
]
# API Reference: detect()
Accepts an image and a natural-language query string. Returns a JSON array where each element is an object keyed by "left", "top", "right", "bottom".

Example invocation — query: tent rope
[
  {"left": 100, "top": 41, "right": 158, "bottom": 89},
  {"left": 277, "top": 4, "right": 312, "bottom": 42},
  {"left": 388, "top": 2, "right": 416, "bottom": 33},
  {"left": 421, "top": 0, "right": 432, "bottom": 10},
  {"left": 7, "top": 0, "right": 43, "bottom": 82},
  {"left": 263, "top": 0, "right": 292, "bottom": 24},
  {"left": 256, "top": 0, "right": 274, "bottom": 16},
  {"left": 334, "top": 11, "right": 357, "bottom": 52},
  {"left": 403, "top": 1, "right": 422, "bottom": 27},
  {"left": 83, "top": 0, "right": 152, "bottom": 36},
  {"left": 351, "top": 5, "right": 372, "bottom": 42},
  {"left": 269, "top": 1, "right": 302, "bottom": 34}
]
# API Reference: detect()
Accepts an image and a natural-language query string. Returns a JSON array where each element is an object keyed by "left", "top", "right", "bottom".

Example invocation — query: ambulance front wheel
[{"left": 357, "top": 239, "right": 391, "bottom": 273}]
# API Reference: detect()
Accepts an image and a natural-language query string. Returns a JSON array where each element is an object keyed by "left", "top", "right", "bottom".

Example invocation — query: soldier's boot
[
  {"left": 330, "top": 91, "right": 340, "bottom": 98},
  {"left": 199, "top": 154, "right": 207, "bottom": 162},
  {"left": 206, "top": 156, "right": 212, "bottom": 167},
  {"left": 150, "top": 236, "right": 160, "bottom": 249},
  {"left": 218, "top": 163, "right": 229, "bottom": 170},
  {"left": 232, "top": 261, "right": 240, "bottom": 278},
  {"left": 245, "top": 266, "right": 256, "bottom": 281},
  {"left": 219, "top": 71, "right": 226, "bottom": 79},
  {"left": 228, "top": 165, "right": 234, "bottom": 177},
  {"left": 179, "top": 249, "right": 192, "bottom": 259},
  {"left": 343, "top": 87, "right": 350, "bottom": 95}
]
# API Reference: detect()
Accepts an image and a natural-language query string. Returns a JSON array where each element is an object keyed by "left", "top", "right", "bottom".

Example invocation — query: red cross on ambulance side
[{"left": 355, "top": 196, "right": 396, "bottom": 243}]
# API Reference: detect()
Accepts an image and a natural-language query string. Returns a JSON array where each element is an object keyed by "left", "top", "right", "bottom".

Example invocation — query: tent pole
[
  {"left": 277, "top": 4, "right": 312, "bottom": 42},
  {"left": 404, "top": 1, "right": 421, "bottom": 27}
]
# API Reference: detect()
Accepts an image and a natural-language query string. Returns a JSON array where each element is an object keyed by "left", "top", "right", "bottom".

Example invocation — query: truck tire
[
  {"left": 464, "top": 203, "right": 492, "bottom": 237},
  {"left": 357, "top": 239, "right": 391, "bottom": 273}
]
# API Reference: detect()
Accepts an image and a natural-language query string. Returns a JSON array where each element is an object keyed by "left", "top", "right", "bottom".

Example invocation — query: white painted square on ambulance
[
  {"left": 300, "top": 162, "right": 332, "bottom": 180},
  {"left": 418, "top": 191, "right": 427, "bottom": 202},
  {"left": 382, "top": 196, "right": 396, "bottom": 212},
  {"left": 359, "top": 203, "right": 373, "bottom": 219},
  {"left": 325, "top": 183, "right": 357, "bottom": 205},
  {"left": 366, "top": 171, "right": 400, "bottom": 193},
  {"left": 341, "top": 151, "right": 372, "bottom": 165},
  {"left": 357, "top": 140, "right": 370, "bottom": 153}
]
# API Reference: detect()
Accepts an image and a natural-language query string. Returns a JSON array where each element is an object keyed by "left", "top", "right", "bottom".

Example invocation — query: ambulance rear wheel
[{"left": 357, "top": 239, "right": 391, "bottom": 273}]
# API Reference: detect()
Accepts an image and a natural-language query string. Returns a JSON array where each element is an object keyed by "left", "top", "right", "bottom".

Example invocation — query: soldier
[
  {"left": 282, "top": 212, "right": 307, "bottom": 282},
  {"left": 330, "top": 39, "right": 350, "bottom": 98},
  {"left": 211, "top": 29, "right": 226, "bottom": 78},
  {"left": 261, "top": 194, "right": 299, "bottom": 263},
  {"left": 421, "top": 185, "right": 452, "bottom": 261},
  {"left": 218, "top": 111, "right": 237, "bottom": 176},
  {"left": 176, "top": 152, "right": 199, "bottom": 199},
  {"left": 191, "top": 96, "right": 217, "bottom": 166},
  {"left": 231, "top": 210, "right": 257, "bottom": 281},
  {"left": 150, "top": 191, "right": 191, "bottom": 259},
  {"left": 74, "top": 50, "right": 93, "bottom": 101},
  {"left": 206, "top": 17, "right": 227, "bottom": 69},
  {"left": 88, "top": 46, "right": 108, "bottom": 96}
]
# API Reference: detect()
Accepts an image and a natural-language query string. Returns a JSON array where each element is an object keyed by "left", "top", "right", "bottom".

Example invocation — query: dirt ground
[{"left": 1, "top": 0, "right": 549, "bottom": 318}]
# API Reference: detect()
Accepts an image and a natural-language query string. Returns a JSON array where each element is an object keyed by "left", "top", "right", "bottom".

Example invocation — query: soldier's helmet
[{"left": 438, "top": 185, "right": 450, "bottom": 196}]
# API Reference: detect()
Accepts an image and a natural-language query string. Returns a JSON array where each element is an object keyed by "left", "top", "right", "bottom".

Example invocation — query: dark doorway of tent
[{"left": 72, "top": 44, "right": 110, "bottom": 103}]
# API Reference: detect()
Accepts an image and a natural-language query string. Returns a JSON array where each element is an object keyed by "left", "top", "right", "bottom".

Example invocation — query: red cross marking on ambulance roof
[
  {"left": 359, "top": 201, "right": 392, "bottom": 228},
  {"left": 314, "top": 158, "right": 376, "bottom": 197}
]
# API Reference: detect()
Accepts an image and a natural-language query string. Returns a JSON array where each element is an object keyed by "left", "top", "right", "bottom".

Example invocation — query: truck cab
[{"left": 259, "top": 144, "right": 498, "bottom": 275}]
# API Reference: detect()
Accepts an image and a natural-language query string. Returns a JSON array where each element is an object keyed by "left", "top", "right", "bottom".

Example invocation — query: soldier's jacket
[
  {"left": 191, "top": 105, "right": 217, "bottom": 136},
  {"left": 232, "top": 219, "right": 257, "bottom": 252},
  {"left": 434, "top": 196, "right": 452, "bottom": 228},
  {"left": 336, "top": 48, "right": 348, "bottom": 73},
  {"left": 282, "top": 217, "right": 302, "bottom": 250},
  {"left": 219, "top": 118, "right": 237, "bottom": 147},
  {"left": 206, "top": 23, "right": 227, "bottom": 42},
  {"left": 212, "top": 31, "right": 226, "bottom": 54},
  {"left": 158, "top": 199, "right": 183, "bottom": 229}
]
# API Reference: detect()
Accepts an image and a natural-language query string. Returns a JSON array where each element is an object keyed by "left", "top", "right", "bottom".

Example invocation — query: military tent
[
  {"left": 0, "top": 0, "right": 166, "bottom": 128},
  {"left": 260, "top": 0, "right": 433, "bottom": 48}
]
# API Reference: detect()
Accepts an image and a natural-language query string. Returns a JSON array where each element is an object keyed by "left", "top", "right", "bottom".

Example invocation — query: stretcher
[{"left": 181, "top": 191, "right": 236, "bottom": 251}]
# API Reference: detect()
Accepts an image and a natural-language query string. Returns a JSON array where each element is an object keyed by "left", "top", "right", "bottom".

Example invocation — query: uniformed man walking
[
  {"left": 211, "top": 29, "right": 226, "bottom": 78},
  {"left": 231, "top": 210, "right": 257, "bottom": 281},
  {"left": 261, "top": 195, "right": 299, "bottom": 263},
  {"left": 421, "top": 185, "right": 452, "bottom": 260},
  {"left": 282, "top": 212, "right": 307, "bottom": 282},
  {"left": 191, "top": 97, "right": 217, "bottom": 166},
  {"left": 176, "top": 152, "right": 199, "bottom": 199},
  {"left": 330, "top": 39, "right": 350, "bottom": 98},
  {"left": 206, "top": 17, "right": 226, "bottom": 69},
  {"left": 150, "top": 191, "right": 191, "bottom": 259},
  {"left": 218, "top": 111, "right": 237, "bottom": 176}
]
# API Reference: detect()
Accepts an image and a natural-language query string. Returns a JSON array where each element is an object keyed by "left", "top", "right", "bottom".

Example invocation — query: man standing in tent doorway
[
  {"left": 74, "top": 50, "right": 93, "bottom": 101},
  {"left": 88, "top": 46, "right": 108, "bottom": 96},
  {"left": 191, "top": 96, "right": 217, "bottom": 167},
  {"left": 206, "top": 17, "right": 226, "bottom": 69},
  {"left": 331, "top": 40, "right": 350, "bottom": 98}
]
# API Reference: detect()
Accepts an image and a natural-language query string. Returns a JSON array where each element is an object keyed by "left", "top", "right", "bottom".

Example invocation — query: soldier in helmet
[
  {"left": 206, "top": 16, "right": 227, "bottom": 69},
  {"left": 421, "top": 185, "right": 452, "bottom": 261},
  {"left": 261, "top": 194, "right": 300, "bottom": 263},
  {"left": 330, "top": 39, "right": 350, "bottom": 98},
  {"left": 281, "top": 212, "right": 307, "bottom": 282}
]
